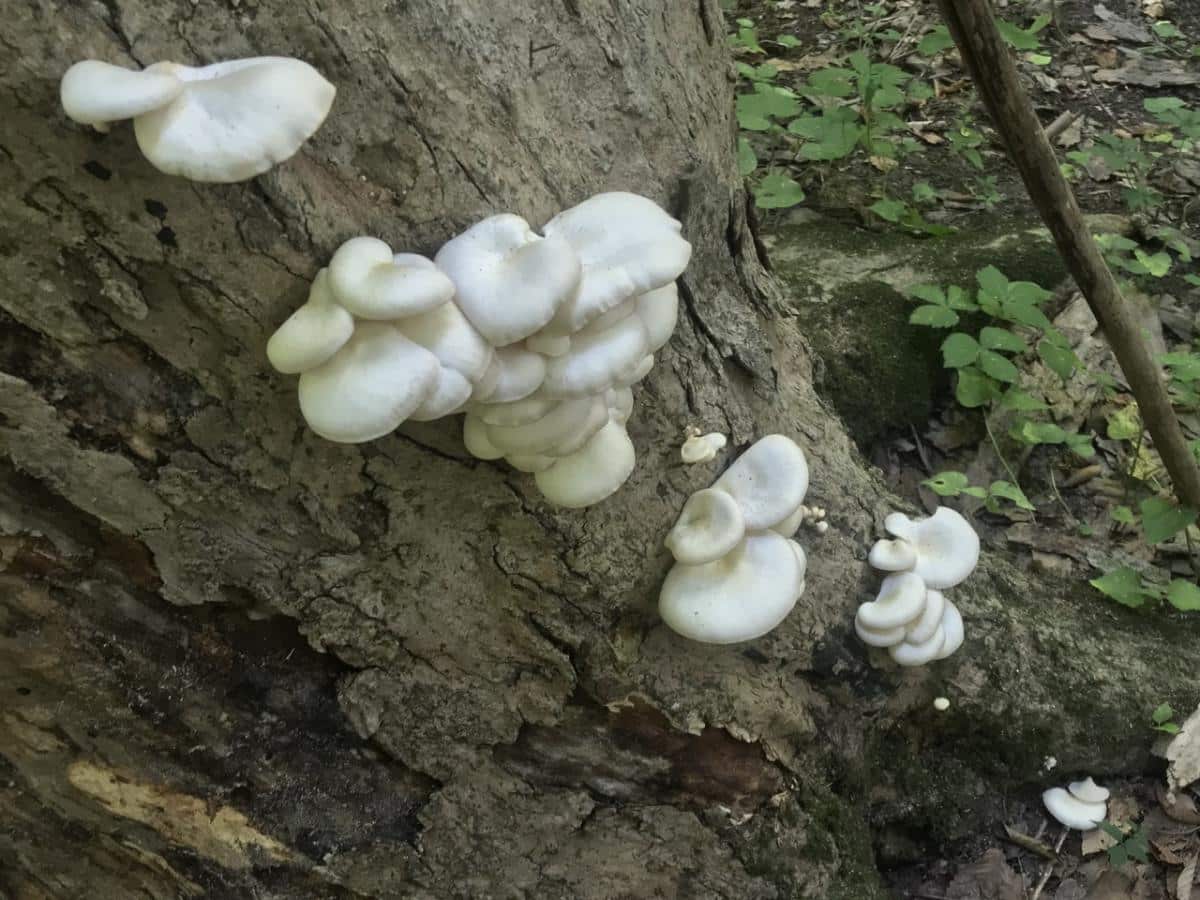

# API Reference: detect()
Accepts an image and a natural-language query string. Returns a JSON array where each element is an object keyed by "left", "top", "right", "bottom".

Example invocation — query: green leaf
[
  {"left": 1111, "top": 505, "right": 1135, "bottom": 524},
  {"left": 1145, "top": 96, "right": 1186, "bottom": 114},
  {"left": 754, "top": 172, "right": 806, "bottom": 209},
  {"left": 775, "top": 34, "right": 802, "bottom": 47},
  {"left": 976, "top": 265, "right": 1009, "bottom": 299},
  {"left": 805, "top": 66, "right": 856, "bottom": 98},
  {"left": 1152, "top": 20, "right": 1183, "bottom": 38},
  {"left": 979, "top": 349, "right": 1019, "bottom": 383},
  {"left": 1007, "top": 281, "right": 1052, "bottom": 306},
  {"left": 1038, "top": 339, "right": 1077, "bottom": 381},
  {"left": 1153, "top": 702, "right": 1175, "bottom": 724},
  {"left": 980, "top": 327, "right": 1026, "bottom": 353},
  {"left": 1090, "top": 567, "right": 1149, "bottom": 608},
  {"left": 917, "top": 26, "right": 955, "bottom": 55},
  {"left": 909, "top": 284, "right": 947, "bottom": 306},
  {"left": 912, "top": 181, "right": 938, "bottom": 204},
  {"left": 1011, "top": 420, "right": 1066, "bottom": 444},
  {"left": 1140, "top": 496, "right": 1198, "bottom": 544},
  {"left": 989, "top": 480, "right": 1035, "bottom": 510},
  {"left": 1156, "top": 722, "right": 1182, "bottom": 734},
  {"left": 736, "top": 83, "right": 800, "bottom": 130},
  {"left": 870, "top": 199, "right": 908, "bottom": 222},
  {"left": 946, "top": 285, "right": 978, "bottom": 311},
  {"left": 924, "top": 471, "right": 970, "bottom": 496},
  {"left": 1000, "top": 389, "right": 1048, "bottom": 412},
  {"left": 1005, "top": 297, "right": 1053, "bottom": 330},
  {"left": 1160, "top": 352, "right": 1200, "bottom": 383},
  {"left": 910, "top": 305, "right": 959, "bottom": 327},
  {"left": 790, "top": 108, "right": 863, "bottom": 160},
  {"left": 1167, "top": 580, "right": 1200, "bottom": 611},
  {"left": 997, "top": 17, "right": 1045, "bottom": 50},
  {"left": 1107, "top": 404, "right": 1142, "bottom": 441},
  {"left": 941, "top": 332, "right": 981, "bottom": 368},
  {"left": 737, "top": 137, "right": 758, "bottom": 176},
  {"left": 1065, "top": 431, "right": 1095, "bottom": 458},
  {"left": 956, "top": 367, "right": 999, "bottom": 407},
  {"left": 1133, "top": 248, "right": 1172, "bottom": 277}
]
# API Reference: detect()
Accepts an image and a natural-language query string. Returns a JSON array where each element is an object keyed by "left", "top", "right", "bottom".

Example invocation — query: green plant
[
  {"left": 868, "top": 197, "right": 954, "bottom": 236},
  {"left": 1151, "top": 702, "right": 1181, "bottom": 734},
  {"left": 1089, "top": 566, "right": 1200, "bottom": 611},
  {"left": 1069, "top": 134, "right": 1163, "bottom": 212},
  {"left": 924, "top": 471, "right": 1034, "bottom": 513},
  {"left": 729, "top": 18, "right": 766, "bottom": 54},
  {"left": 1099, "top": 822, "right": 1149, "bottom": 868},
  {"left": 947, "top": 119, "right": 986, "bottom": 170}
]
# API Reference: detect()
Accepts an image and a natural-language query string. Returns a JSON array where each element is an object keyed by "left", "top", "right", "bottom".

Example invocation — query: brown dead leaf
[
  {"left": 1094, "top": 47, "right": 1121, "bottom": 67},
  {"left": 1156, "top": 782, "right": 1200, "bottom": 826},
  {"left": 869, "top": 155, "right": 898, "bottom": 172},
  {"left": 1058, "top": 117, "right": 1085, "bottom": 148},
  {"left": 1141, "top": 0, "right": 1164, "bottom": 17},
  {"left": 1084, "top": 825, "right": 1121, "bottom": 856},
  {"left": 1094, "top": 55, "right": 1200, "bottom": 87},
  {"left": 947, "top": 848, "right": 1024, "bottom": 900},
  {"left": 1088, "top": 870, "right": 1133, "bottom": 900},
  {"left": 1177, "top": 854, "right": 1197, "bottom": 900}
]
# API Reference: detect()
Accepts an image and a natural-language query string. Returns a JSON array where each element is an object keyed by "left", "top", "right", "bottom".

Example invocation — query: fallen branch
[{"left": 934, "top": 0, "right": 1200, "bottom": 510}]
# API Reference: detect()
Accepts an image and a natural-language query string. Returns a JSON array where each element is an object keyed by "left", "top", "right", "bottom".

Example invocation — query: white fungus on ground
[
  {"left": 680, "top": 430, "right": 728, "bottom": 464},
  {"left": 659, "top": 435, "right": 810, "bottom": 643},
  {"left": 1042, "top": 777, "right": 1109, "bottom": 830},
  {"left": 854, "top": 506, "right": 979, "bottom": 666},
  {"left": 61, "top": 57, "right": 335, "bottom": 181},
  {"left": 267, "top": 192, "right": 691, "bottom": 508},
  {"left": 933, "top": 697, "right": 950, "bottom": 711}
]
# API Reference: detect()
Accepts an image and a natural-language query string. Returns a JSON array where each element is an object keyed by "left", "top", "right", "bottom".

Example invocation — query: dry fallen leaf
[
  {"left": 1094, "top": 55, "right": 1200, "bottom": 87},
  {"left": 1087, "top": 870, "right": 1133, "bottom": 900},
  {"left": 869, "top": 155, "right": 898, "bottom": 172},
  {"left": 947, "top": 848, "right": 1024, "bottom": 900},
  {"left": 1094, "top": 47, "right": 1121, "bottom": 67},
  {"left": 1141, "top": 0, "right": 1164, "bottom": 17},
  {"left": 1156, "top": 782, "right": 1200, "bottom": 826}
]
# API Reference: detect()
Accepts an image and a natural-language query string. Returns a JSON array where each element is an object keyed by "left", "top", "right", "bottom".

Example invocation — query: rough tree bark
[{"left": 1, "top": 2, "right": 1197, "bottom": 898}]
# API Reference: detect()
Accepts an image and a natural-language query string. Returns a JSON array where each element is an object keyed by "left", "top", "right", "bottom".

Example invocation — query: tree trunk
[{"left": 2, "top": 2, "right": 1197, "bottom": 898}]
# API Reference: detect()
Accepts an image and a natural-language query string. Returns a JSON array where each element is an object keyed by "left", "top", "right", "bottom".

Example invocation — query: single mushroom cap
[
  {"left": 475, "top": 346, "right": 547, "bottom": 405},
  {"left": 612, "top": 354, "right": 654, "bottom": 389},
  {"left": 680, "top": 432, "right": 728, "bottom": 465},
  {"left": 906, "top": 588, "right": 946, "bottom": 645},
  {"left": 132, "top": 57, "right": 335, "bottom": 182},
  {"left": 484, "top": 395, "right": 605, "bottom": 456},
  {"left": 770, "top": 502, "right": 806, "bottom": 538},
  {"left": 463, "top": 414, "right": 504, "bottom": 460},
  {"left": 542, "top": 397, "right": 612, "bottom": 458},
  {"left": 889, "top": 626, "right": 947, "bottom": 667},
  {"left": 659, "top": 531, "right": 802, "bottom": 644},
  {"left": 637, "top": 283, "right": 680, "bottom": 353},
  {"left": 577, "top": 296, "right": 637, "bottom": 337},
  {"left": 857, "top": 572, "right": 927, "bottom": 631},
  {"left": 868, "top": 538, "right": 917, "bottom": 573},
  {"left": 883, "top": 507, "right": 980, "bottom": 590},
  {"left": 505, "top": 453, "right": 556, "bottom": 473},
  {"left": 664, "top": 488, "right": 746, "bottom": 565},
  {"left": 854, "top": 612, "right": 906, "bottom": 648},
  {"left": 1068, "top": 777, "right": 1110, "bottom": 804},
  {"left": 713, "top": 435, "right": 810, "bottom": 531},
  {"left": 297, "top": 322, "right": 439, "bottom": 443},
  {"left": 266, "top": 269, "right": 354, "bottom": 375},
  {"left": 397, "top": 295, "right": 493, "bottom": 383},
  {"left": 534, "top": 420, "right": 636, "bottom": 508},
  {"left": 542, "top": 192, "right": 693, "bottom": 334},
  {"left": 1042, "top": 787, "right": 1107, "bottom": 831},
  {"left": 327, "top": 241, "right": 454, "bottom": 320},
  {"left": 434, "top": 214, "right": 581, "bottom": 346},
  {"left": 409, "top": 367, "right": 473, "bottom": 422},
  {"left": 935, "top": 599, "right": 965, "bottom": 660},
  {"left": 61, "top": 60, "right": 184, "bottom": 128},
  {"left": 542, "top": 313, "right": 649, "bottom": 397},
  {"left": 472, "top": 390, "right": 559, "bottom": 427}
]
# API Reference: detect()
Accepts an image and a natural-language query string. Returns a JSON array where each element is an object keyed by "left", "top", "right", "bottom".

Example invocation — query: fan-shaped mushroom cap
[
  {"left": 409, "top": 367, "right": 472, "bottom": 422},
  {"left": 132, "top": 57, "right": 335, "bottom": 182},
  {"left": 854, "top": 613, "right": 906, "bottom": 648},
  {"left": 771, "top": 502, "right": 806, "bottom": 538},
  {"left": 485, "top": 395, "right": 605, "bottom": 456},
  {"left": 612, "top": 354, "right": 655, "bottom": 389},
  {"left": 534, "top": 420, "right": 635, "bottom": 508},
  {"left": 544, "top": 397, "right": 612, "bottom": 458},
  {"left": 889, "top": 626, "right": 947, "bottom": 667},
  {"left": 868, "top": 538, "right": 917, "bottom": 572},
  {"left": 906, "top": 588, "right": 946, "bottom": 645},
  {"left": 326, "top": 241, "right": 454, "bottom": 320},
  {"left": 681, "top": 432, "right": 728, "bottom": 465},
  {"left": 607, "top": 387, "right": 634, "bottom": 425},
  {"left": 578, "top": 297, "right": 636, "bottom": 336},
  {"left": 789, "top": 540, "right": 808, "bottom": 598},
  {"left": 61, "top": 60, "right": 184, "bottom": 127},
  {"left": 397, "top": 294, "right": 492, "bottom": 382},
  {"left": 1042, "top": 787, "right": 1106, "bottom": 831},
  {"left": 543, "top": 192, "right": 692, "bottom": 334},
  {"left": 266, "top": 269, "right": 354, "bottom": 375},
  {"left": 857, "top": 572, "right": 927, "bottom": 631},
  {"left": 297, "top": 323, "right": 439, "bottom": 443},
  {"left": 637, "top": 283, "right": 680, "bottom": 353},
  {"left": 665, "top": 488, "right": 746, "bottom": 565},
  {"left": 435, "top": 214, "right": 581, "bottom": 346},
  {"left": 935, "top": 599, "right": 964, "bottom": 660},
  {"left": 883, "top": 507, "right": 980, "bottom": 590},
  {"left": 463, "top": 414, "right": 503, "bottom": 460},
  {"left": 712, "top": 434, "right": 810, "bottom": 531},
  {"left": 505, "top": 453, "right": 556, "bottom": 473},
  {"left": 658, "top": 531, "right": 802, "bottom": 644},
  {"left": 543, "top": 314, "right": 648, "bottom": 397},
  {"left": 476, "top": 346, "right": 547, "bottom": 405},
  {"left": 1069, "top": 777, "right": 1110, "bottom": 804},
  {"left": 473, "top": 390, "right": 558, "bottom": 427}
]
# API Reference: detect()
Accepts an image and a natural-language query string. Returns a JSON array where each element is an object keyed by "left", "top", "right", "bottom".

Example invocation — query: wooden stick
[{"left": 934, "top": 0, "right": 1200, "bottom": 510}]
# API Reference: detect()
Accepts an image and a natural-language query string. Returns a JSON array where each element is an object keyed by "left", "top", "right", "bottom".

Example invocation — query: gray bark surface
[{"left": 1, "top": 2, "right": 1197, "bottom": 898}]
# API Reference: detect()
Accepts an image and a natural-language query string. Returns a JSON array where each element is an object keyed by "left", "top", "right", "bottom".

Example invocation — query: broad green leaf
[
  {"left": 775, "top": 34, "right": 802, "bottom": 47},
  {"left": 805, "top": 66, "right": 856, "bottom": 98},
  {"left": 737, "top": 137, "right": 758, "bottom": 176},
  {"left": 1090, "top": 566, "right": 1148, "bottom": 608},
  {"left": 1012, "top": 420, "right": 1066, "bottom": 444},
  {"left": 989, "top": 480, "right": 1035, "bottom": 510},
  {"left": 980, "top": 327, "right": 1026, "bottom": 353},
  {"left": 736, "top": 83, "right": 800, "bottom": 130},
  {"left": 924, "top": 471, "right": 969, "bottom": 496},
  {"left": 754, "top": 172, "right": 806, "bottom": 209},
  {"left": 1107, "top": 405, "right": 1142, "bottom": 441},
  {"left": 917, "top": 26, "right": 955, "bottom": 55},
  {"left": 1152, "top": 702, "right": 1175, "bottom": 724},
  {"left": 910, "top": 305, "right": 959, "bottom": 327},
  {"left": 791, "top": 108, "right": 863, "bottom": 160},
  {"left": 1160, "top": 352, "right": 1200, "bottom": 383},
  {"left": 1065, "top": 432, "right": 1096, "bottom": 458},
  {"left": 1152, "top": 21, "right": 1183, "bottom": 38},
  {"left": 976, "top": 265, "right": 1009, "bottom": 299},
  {"left": 979, "top": 349, "right": 1019, "bottom": 382},
  {"left": 956, "top": 367, "right": 999, "bottom": 407},
  {"left": 1038, "top": 339, "right": 1077, "bottom": 381},
  {"left": 1003, "top": 298, "right": 1053, "bottom": 330},
  {"left": 1140, "top": 496, "right": 1198, "bottom": 544},
  {"left": 1000, "top": 389, "right": 1048, "bottom": 412},
  {"left": 1111, "top": 505, "right": 1135, "bottom": 524},
  {"left": 1168, "top": 580, "right": 1200, "bottom": 611},
  {"left": 941, "top": 332, "right": 980, "bottom": 368},
  {"left": 1133, "top": 248, "right": 1172, "bottom": 277},
  {"left": 870, "top": 199, "right": 908, "bottom": 222},
  {"left": 1145, "top": 96, "right": 1186, "bottom": 114},
  {"left": 1007, "top": 281, "right": 1052, "bottom": 305},
  {"left": 909, "top": 284, "right": 947, "bottom": 306},
  {"left": 912, "top": 181, "right": 938, "bottom": 204},
  {"left": 946, "top": 285, "right": 978, "bottom": 311}
]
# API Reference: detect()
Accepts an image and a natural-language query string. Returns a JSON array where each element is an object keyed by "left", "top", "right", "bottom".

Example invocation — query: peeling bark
[{"left": 2, "top": 2, "right": 1199, "bottom": 898}]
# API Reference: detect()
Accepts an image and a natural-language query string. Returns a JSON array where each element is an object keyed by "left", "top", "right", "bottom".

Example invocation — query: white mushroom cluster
[
  {"left": 855, "top": 507, "right": 979, "bottom": 666},
  {"left": 659, "top": 435, "right": 810, "bottom": 644},
  {"left": 60, "top": 57, "right": 335, "bottom": 182},
  {"left": 1043, "top": 777, "right": 1109, "bottom": 830},
  {"left": 267, "top": 192, "right": 691, "bottom": 508}
]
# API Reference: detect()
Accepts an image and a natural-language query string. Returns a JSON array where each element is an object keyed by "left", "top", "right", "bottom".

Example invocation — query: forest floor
[{"left": 727, "top": 0, "right": 1200, "bottom": 897}]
